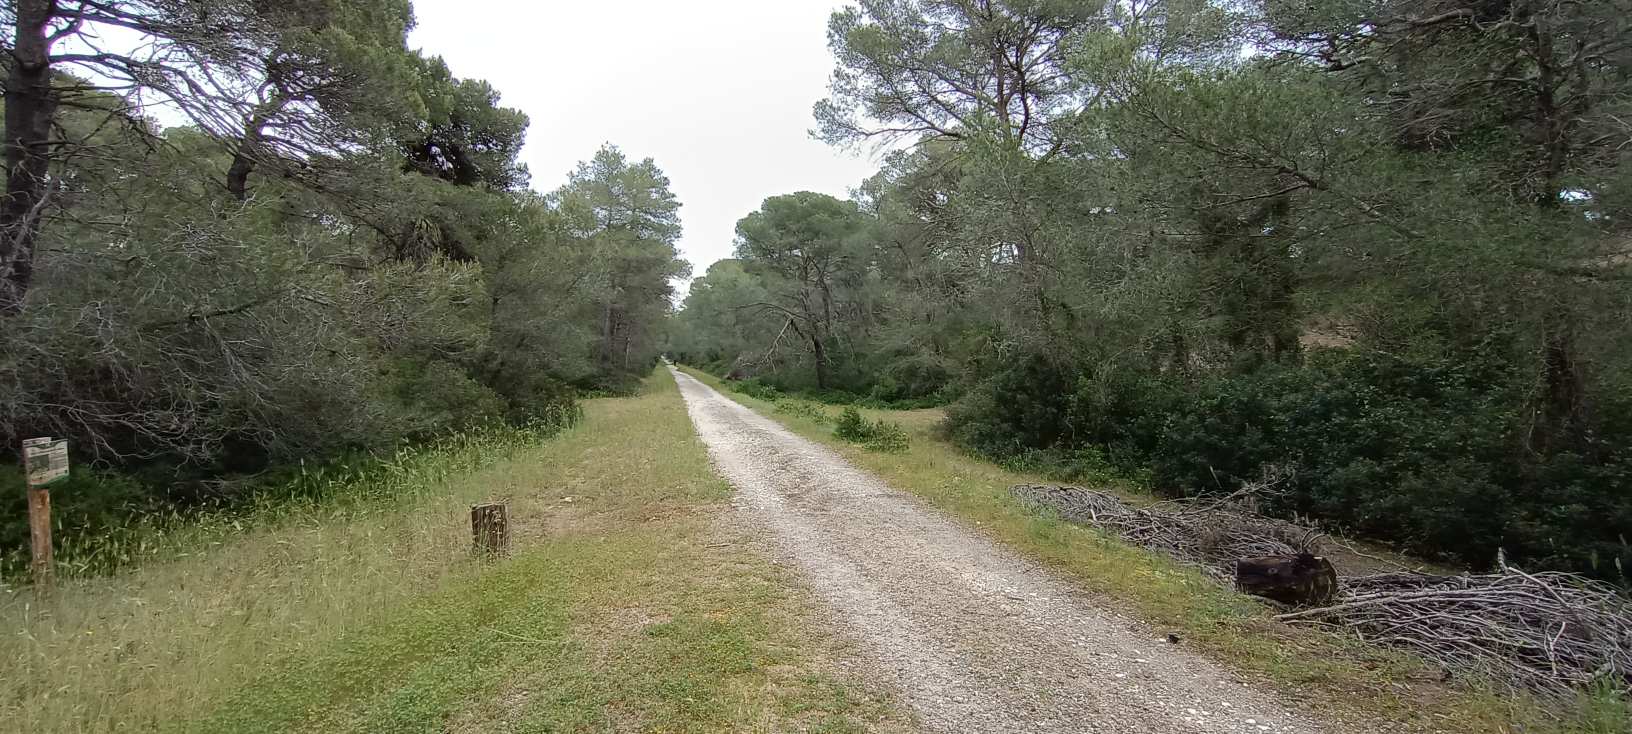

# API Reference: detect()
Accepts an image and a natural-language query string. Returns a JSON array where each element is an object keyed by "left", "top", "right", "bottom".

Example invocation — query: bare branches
[
  {"left": 1011, "top": 476, "right": 1318, "bottom": 583},
  {"left": 1014, "top": 482, "right": 1632, "bottom": 698},
  {"left": 1282, "top": 570, "right": 1632, "bottom": 698}
]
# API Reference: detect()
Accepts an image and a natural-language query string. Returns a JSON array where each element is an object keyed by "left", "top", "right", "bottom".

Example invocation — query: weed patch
[
  {"left": 833, "top": 407, "right": 910, "bottom": 453},
  {"left": 776, "top": 400, "right": 834, "bottom": 424},
  {"left": 725, "top": 377, "right": 783, "bottom": 402}
]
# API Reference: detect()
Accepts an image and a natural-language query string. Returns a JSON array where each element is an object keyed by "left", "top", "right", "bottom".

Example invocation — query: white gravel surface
[{"left": 672, "top": 367, "right": 1352, "bottom": 734}]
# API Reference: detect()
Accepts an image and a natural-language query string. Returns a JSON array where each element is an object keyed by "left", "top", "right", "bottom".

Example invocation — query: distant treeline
[{"left": 669, "top": 0, "right": 1632, "bottom": 582}]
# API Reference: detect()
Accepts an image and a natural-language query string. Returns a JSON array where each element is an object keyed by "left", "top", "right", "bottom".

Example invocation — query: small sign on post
[
  {"left": 24, "top": 437, "right": 69, "bottom": 486},
  {"left": 21, "top": 437, "right": 68, "bottom": 586}
]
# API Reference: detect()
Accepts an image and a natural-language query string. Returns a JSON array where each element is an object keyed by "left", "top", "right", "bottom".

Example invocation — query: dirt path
[{"left": 673, "top": 367, "right": 1340, "bottom": 734}]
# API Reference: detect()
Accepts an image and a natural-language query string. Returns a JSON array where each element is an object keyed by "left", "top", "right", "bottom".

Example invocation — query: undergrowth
[
  {"left": 774, "top": 400, "right": 834, "bottom": 424},
  {"left": 722, "top": 375, "right": 947, "bottom": 410},
  {"left": 833, "top": 407, "right": 910, "bottom": 453},
  {"left": 943, "top": 351, "right": 1632, "bottom": 584},
  {"left": 0, "top": 416, "right": 572, "bottom": 582}
]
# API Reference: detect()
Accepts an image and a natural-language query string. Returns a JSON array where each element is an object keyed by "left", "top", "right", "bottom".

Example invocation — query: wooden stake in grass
[
  {"left": 471, "top": 502, "right": 509, "bottom": 557},
  {"left": 22, "top": 437, "right": 69, "bottom": 586}
]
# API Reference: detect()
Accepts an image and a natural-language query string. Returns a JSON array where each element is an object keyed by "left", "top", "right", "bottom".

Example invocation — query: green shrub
[
  {"left": 868, "top": 354, "right": 954, "bottom": 403},
  {"left": 862, "top": 421, "right": 910, "bottom": 453},
  {"left": 810, "top": 388, "right": 866, "bottom": 405},
  {"left": 383, "top": 360, "right": 508, "bottom": 440},
  {"left": 833, "top": 407, "right": 910, "bottom": 453},
  {"left": 833, "top": 406, "right": 869, "bottom": 441},
  {"left": 943, "top": 353, "right": 1074, "bottom": 457},
  {"left": 1146, "top": 352, "right": 1540, "bottom": 570},
  {"left": 728, "top": 378, "right": 783, "bottom": 402},
  {"left": 945, "top": 349, "right": 1632, "bottom": 582},
  {"left": 495, "top": 373, "right": 582, "bottom": 430},
  {"left": 996, "top": 446, "right": 1152, "bottom": 490},
  {"left": 700, "top": 363, "right": 950, "bottom": 410},
  {"left": 774, "top": 400, "right": 833, "bottom": 424}
]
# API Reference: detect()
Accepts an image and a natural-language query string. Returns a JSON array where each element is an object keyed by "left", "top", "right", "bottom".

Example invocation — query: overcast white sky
[{"left": 407, "top": 0, "right": 881, "bottom": 291}]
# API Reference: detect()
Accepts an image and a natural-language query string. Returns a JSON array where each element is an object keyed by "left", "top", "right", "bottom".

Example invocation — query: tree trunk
[
  {"left": 811, "top": 333, "right": 828, "bottom": 390},
  {"left": 1521, "top": 23, "right": 1586, "bottom": 451},
  {"left": 226, "top": 95, "right": 289, "bottom": 201},
  {"left": 610, "top": 310, "right": 630, "bottom": 372},
  {"left": 1235, "top": 554, "right": 1337, "bottom": 607},
  {"left": 225, "top": 131, "right": 261, "bottom": 201},
  {"left": 620, "top": 315, "right": 631, "bottom": 371},
  {"left": 599, "top": 302, "right": 615, "bottom": 370},
  {"left": 1536, "top": 305, "right": 1586, "bottom": 451},
  {"left": 1168, "top": 321, "right": 1190, "bottom": 376},
  {"left": 1, "top": 0, "right": 61, "bottom": 315}
]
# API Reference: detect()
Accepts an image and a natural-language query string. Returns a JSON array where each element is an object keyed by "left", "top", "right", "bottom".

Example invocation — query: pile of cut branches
[
  {"left": 1009, "top": 482, "right": 1319, "bottom": 581},
  {"left": 1281, "top": 570, "right": 1632, "bottom": 698},
  {"left": 1009, "top": 482, "right": 1632, "bottom": 698}
]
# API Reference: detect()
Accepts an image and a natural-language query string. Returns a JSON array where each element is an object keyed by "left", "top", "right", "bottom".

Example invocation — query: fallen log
[{"left": 1235, "top": 553, "right": 1337, "bottom": 606}]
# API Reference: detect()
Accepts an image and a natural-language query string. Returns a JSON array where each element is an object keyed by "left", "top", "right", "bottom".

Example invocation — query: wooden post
[
  {"left": 21, "top": 437, "right": 68, "bottom": 587},
  {"left": 27, "top": 481, "right": 53, "bottom": 586},
  {"left": 471, "top": 502, "right": 509, "bottom": 557}
]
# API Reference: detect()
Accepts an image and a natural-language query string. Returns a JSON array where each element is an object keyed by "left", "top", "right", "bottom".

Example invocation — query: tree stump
[
  {"left": 1235, "top": 553, "right": 1337, "bottom": 606},
  {"left": 471, "top": 502, "right": 509, "bottom": 557}
]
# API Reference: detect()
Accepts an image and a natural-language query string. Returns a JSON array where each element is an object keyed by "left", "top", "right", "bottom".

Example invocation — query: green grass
[
  {"left": 0, "top": 425, "right": 557, "bottom": 580},
  {"left": 681, "top": 365, "right": 1631, "bottom": 734},
  {"left": 773, "top": 399, "right": 836, "bottom": 424},
  {"left": 2, "top": 369, "right": 908, "bottom": 733}
]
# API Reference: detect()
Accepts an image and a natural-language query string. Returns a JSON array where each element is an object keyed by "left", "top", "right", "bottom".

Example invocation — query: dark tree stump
[
  {"left": 471, "top": 502, "right": 509, "bottom": 556},
  {"left": 1235, "top": 553, "right": 1337, "bottom": 606}
]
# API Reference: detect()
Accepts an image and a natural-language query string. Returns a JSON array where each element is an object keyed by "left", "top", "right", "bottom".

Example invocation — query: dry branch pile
[
  {"left": 1010, "top": 483, "right": 1632, "bottom": 698},
  {"left": 1009, "top": 483, "right": 1319, "bottom": 581},
  {"left": 1281, "top": 570, "right": 1632, "bottom": 698}
]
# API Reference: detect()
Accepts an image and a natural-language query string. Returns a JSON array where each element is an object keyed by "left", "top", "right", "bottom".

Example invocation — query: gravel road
[{"left": 672, "top": 367, "right": 1345, "bottom": 734}]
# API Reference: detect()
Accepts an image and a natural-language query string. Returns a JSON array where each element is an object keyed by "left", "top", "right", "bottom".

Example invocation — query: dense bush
[
  {"left": 726, "top": 378, "right": 784, "bottom": 402},
  {"left": 833, "top": 407, "right": 871, "bottom": 442},
  {"left": 833, "top": 407, "right": 910, "bottom": 453},
  {"left": 383, "top": 360, "right": 510, "bottom": 440},
  {"left": 483, "top": 367, "right": 584, "bottom": 427},
  {"left": 719, "top": 372, "right": 945, "bottom": 411},
  {"left": 945, "top": 350, "right": 1632, "bottom": 582},
  {"left": 866, "top": 354, "right": 957, "bottom": 405}
]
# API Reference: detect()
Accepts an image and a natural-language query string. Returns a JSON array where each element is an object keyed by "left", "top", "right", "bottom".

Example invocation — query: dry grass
[
  {"left": 1, "top": 369, "right": 908, "bottom": 733},
  {"left": 684, "top": 366, "right": 1630, "bottom": 734}
]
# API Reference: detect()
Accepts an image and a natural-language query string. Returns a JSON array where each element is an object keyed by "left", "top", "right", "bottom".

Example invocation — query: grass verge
[
  {"left": 2, "top": 369, "right": 907, "bottom": 733},
  {"left": 682, "top": 365, "right": 1630, "bottom": 734}
]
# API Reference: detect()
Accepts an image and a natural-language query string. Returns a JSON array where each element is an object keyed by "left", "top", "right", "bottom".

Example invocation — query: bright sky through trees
[{"left": 408, "top": 0, "right": 881, "bottom": 293}]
